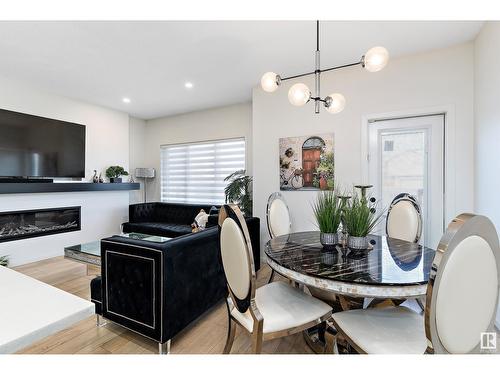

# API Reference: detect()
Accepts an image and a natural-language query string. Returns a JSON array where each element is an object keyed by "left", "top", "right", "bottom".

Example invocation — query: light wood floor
[{"left": 14, "top": 257, "right": 314, "bottom": 354}]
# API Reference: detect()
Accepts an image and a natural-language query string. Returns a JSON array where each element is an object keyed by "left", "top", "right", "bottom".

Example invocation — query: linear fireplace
[{"left": 0, "top": 206, "right": 81, "bottom": 242}]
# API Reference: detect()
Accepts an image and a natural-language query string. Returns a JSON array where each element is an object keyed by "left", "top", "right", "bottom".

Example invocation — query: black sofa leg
[{"left": 159, "top": 340, "right": 171, "bottom": 354}]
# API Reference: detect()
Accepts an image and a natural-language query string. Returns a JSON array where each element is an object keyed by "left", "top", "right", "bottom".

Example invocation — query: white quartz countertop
[{"left": 0, "top": 265, "right": 94, "bottom": 353}]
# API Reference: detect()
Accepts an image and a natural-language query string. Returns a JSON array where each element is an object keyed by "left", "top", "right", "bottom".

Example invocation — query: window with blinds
[{"left": 160, "top": 138, "right": 246, "bottom": 205}]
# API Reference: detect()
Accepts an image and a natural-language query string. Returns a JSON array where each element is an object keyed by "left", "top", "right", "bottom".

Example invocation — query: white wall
[
  {"left": 474, "top": 21, "right": 500, "bottom": 329},
  {"left": 253, "top": 43, "right": 474, "bottom": 258},
  {"left": 129, "top": 116, "right": 147, "bottom": 204},
  {"left": 0, "top": 76, "right": 131, "bottom": 266},
  {"left": 144, "top": 102, "right": 252, "bottom": 201}
]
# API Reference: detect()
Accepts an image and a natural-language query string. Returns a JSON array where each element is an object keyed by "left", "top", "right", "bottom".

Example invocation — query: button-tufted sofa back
[{"left": 129, "top": 202, "right": 218, "bottom": 225}]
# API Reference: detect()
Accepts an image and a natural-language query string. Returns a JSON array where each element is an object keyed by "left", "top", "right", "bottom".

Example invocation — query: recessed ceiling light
[
  {"left": 122, "top": 97, "right": 131, "bottom": 103},
  {"left": 184, "top": 82, "right": 194, "bottom": 89}
]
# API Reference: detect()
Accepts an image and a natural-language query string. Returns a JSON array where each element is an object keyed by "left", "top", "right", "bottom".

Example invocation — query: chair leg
[
  {"left": 223, "top": 318, "right": 236, "bottom": 354},
  {"left": 417, "top": 297, "right": 425, "bottom": 311},
  {"left": 159, "top": 340, "right": 171, "bottom": 354},
  {"left": 251, "top": 332, "right": 263, "bottom": 354},
  {"left": 223, "top": 299, "right": 236, "bottom": 354},
  {"left": 267, "top": 269, "right": 275, "bottom": 284}
]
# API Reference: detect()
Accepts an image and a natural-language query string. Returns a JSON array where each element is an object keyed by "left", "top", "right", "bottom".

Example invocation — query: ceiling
[{"left": 0, "top": 21, "right": 483, "bottom": 119}]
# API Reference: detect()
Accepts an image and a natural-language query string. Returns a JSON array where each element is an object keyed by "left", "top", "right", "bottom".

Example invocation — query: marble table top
[{"left": 265, "top": 231, "right": 436, "bottom": 291}]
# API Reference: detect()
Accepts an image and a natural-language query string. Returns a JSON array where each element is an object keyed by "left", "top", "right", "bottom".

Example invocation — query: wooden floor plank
[{"left": 14, "top": 257, "right": 314, "bottom": 354}]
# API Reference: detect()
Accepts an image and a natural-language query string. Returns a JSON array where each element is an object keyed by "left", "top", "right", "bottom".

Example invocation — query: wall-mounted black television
[{"left": 0, "top": 108, "right": 86, "bottom": 178}]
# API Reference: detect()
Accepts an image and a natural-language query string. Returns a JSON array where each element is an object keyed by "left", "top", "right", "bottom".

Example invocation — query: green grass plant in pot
[
  {"left": 312, "top": 190, "right": 342, "bottom": 250},
  {"left": 343, "top": 193, "right": 385, "bottom": 250},
  {"left": 106, "top": 166, "right": 129, "bottom": 183}
]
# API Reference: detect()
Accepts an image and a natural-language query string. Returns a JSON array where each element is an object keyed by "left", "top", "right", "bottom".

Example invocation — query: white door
[{"left": 368, "top": 115, "right": 444, "bottom": 248}]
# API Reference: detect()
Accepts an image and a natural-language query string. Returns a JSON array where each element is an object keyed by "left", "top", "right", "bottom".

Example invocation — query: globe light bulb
[
  {"left": 288, "top": 83, "right": 311, "bottom": 106},
  {"left": 261, "top": 72, "right": 281, "bottom": 93},
  {"left": 363, "top": 46, "right": 389, "bottom": 72},
  {"left": 325, "top": 93, "right": 346, "bottom": 114}
]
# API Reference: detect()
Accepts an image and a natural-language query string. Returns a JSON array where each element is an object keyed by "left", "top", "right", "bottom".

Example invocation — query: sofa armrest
[
  {"left": 99, "top": 228, "right": 227, "bottom": 343},
  {"left": 161, "top": 228, "right": 227, "bottom": 340}
]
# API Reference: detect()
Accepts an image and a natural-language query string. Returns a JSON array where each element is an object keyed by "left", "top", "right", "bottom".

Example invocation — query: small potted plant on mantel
[
  {"left": 105, "top": 166, "right": 129, "bottom": 183},
  {"left": 312, "top": 190, "right": 342, "bottom": 250},
  {"left": 343, "top": 193, "right": 385, "bottom": 250}
]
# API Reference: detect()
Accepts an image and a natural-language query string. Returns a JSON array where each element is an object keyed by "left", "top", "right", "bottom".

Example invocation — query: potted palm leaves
[
  {"left": 224, "top": 170, "right": 253, "bottom": 216},
  {"left": 312, "top": 190, "right": 342, "bottom": 250},
  {"left": 343, "top": 194, "right": 384, "bottom": 250}
]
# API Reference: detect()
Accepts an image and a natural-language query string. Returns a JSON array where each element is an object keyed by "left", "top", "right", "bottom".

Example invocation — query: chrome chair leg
[
  {"left": 159, "top": 340, "right": 171, "bottom": 354},
  {"left": 223, "top": 300, "right": 236, "bottom": 354},
  {"left": 417, "top": 297, "right": 425, "bottom": 311},
  {"left": 267, "top": 269, "right": 275, "bottom": 284}
]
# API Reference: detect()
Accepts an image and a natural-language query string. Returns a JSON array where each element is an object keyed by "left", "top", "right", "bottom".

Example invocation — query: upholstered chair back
[
  {"left": 266, "top": 192, "right": 292, "bottom": 239},
  {"left": 386, "top": 193, "right": 422, "bottom": 243},
  {"left": 219, "top": 204, "right": 256, "bottom": 313},
  {"left": 425, "top": 214, "right": 500, "bottom": 353}
]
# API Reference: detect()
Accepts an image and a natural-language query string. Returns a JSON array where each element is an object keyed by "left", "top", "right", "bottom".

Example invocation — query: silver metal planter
[
  {"left": 320, "top": 232, "right": 338, "bottom": 250},
  {"left": 348, "top": 235, "right": 369, "bottom": 250}
]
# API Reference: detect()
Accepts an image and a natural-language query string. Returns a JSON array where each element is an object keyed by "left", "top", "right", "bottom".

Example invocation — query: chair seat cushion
[
  {"left": 122, "top": 222, "right": 192, "bottom": 238},
  {"left": 231, "top": 281, "right": 331, "bottom": 334},
  {"left": 333, "top": 306, "right": 427, "bottom": 354}
]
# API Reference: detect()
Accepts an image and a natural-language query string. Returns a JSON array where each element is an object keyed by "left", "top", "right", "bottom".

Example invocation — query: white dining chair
[
  {"left": 266, "top": 192, "right": 292, "bottom": 283},
  {"left": 386, "top": 193, "right": 422, "bottom": 243},
  {"left": 219, "top": 204, "right": 332, "bottom": 354},
  {"left": 383, "top": 193, "right": 424, "bottom": 309},
  {"left": 332, "top": 213, "right": 500, "bottom": 354}
]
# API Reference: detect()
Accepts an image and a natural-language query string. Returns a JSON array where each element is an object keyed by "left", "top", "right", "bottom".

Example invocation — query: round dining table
[{"left": 264, "top": 231, "right": 436, "bottom": 352}]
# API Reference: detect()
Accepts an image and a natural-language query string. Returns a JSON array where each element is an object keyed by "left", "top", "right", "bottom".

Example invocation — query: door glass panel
[{"left": 380, "top": 130, "right": 426, "bottom": 243}]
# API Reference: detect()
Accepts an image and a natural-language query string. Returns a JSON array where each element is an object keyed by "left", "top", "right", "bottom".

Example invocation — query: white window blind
[{"left": 160, "top": 138, "right": 246, "bottom": 205}]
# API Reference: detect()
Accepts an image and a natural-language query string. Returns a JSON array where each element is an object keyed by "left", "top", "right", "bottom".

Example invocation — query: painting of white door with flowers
[{"left": 279, "top": 133, "right": 334, "bottom": 191}]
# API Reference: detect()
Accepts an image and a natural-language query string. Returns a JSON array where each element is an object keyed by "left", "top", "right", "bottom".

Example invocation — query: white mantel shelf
[{"left": 0, "top": 182, "right": 140, "bottom": 194}]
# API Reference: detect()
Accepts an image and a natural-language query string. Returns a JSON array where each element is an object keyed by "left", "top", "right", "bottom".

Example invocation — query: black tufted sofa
[
  {"left": 122, "top": 202, "right": 217, "bottom": 238},
  {"left": 90, "top": 202, "right": 261, "bottom": 352},
  {"left": 121, "top": 202, "right": 260, "bottom": 269}
]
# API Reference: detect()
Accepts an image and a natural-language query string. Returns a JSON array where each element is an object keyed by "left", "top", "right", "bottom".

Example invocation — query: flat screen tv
[{"left": 0, "top": 108, "right": 86, "bottom": 178}]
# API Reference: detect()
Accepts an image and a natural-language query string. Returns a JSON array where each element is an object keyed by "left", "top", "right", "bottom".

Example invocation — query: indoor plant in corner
[
  {"left": 312, "top": 190, "right": 342, "bottom": 250},
  {"left": 0, "top": 255, "right": 9, "bottom": 267},
  {"left": 343, "top": 193, "right": 384, "bottom": 250},
  {"left": 224, "top": 170, "right": 253, "bottom": 216},
  {"left": 105, "top": 166, "right": 129, "bottom": 183}
]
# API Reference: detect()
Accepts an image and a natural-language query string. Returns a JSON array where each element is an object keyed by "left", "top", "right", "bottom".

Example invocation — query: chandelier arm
[
  {"left": 280, "top": 61, "right": 363, "bottom": 82},
  {"left": 320, "top": 61, "right": 363, "bottom": 73}
]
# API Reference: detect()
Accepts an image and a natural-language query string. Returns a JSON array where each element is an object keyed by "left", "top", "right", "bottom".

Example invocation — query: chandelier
[{"left": 260, "top": 21, "right": 389, "bottom": 114}]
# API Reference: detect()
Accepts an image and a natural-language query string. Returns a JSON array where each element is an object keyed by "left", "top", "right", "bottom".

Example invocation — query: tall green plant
[
  {"left": 312, "top": 190, "right": 342, "bottom": 233},
  {"left": 224, "top": 170, "right": 253, "bottom": 216},
  {"left": 343, "top": 193, "right": 384, "bottom": 237}
]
